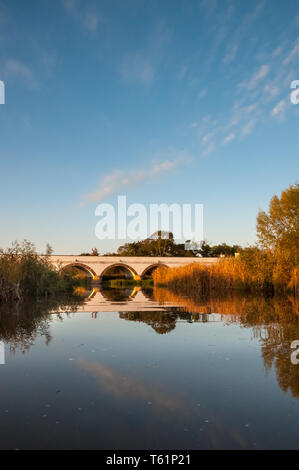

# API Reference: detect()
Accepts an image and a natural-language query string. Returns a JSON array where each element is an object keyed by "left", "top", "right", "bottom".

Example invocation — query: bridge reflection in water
[{"left": 71, "top": 286, "right": 180, "bottom": 313}]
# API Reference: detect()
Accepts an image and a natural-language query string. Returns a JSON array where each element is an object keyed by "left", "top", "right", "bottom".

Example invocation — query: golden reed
[{"left": 153, "top": 257, "right": 298, "bottom": 296}]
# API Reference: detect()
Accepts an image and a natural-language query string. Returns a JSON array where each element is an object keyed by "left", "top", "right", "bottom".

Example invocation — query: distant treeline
[
  {"left": 0, "top": 241, "right": 80, "bottom": 303},
  {"left": 81, "top": 233, "right": 241, "bottom": 258},
  {"left": 154, "top": 184, "right": 299, "bottom": 296}
]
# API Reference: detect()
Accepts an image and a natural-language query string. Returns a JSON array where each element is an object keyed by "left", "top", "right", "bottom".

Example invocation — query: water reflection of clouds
[
  {"left": 76, "top": 357, "right": 257, "bottom": 449},
  {"left": 76, "top": 358, "right": 186, "bottom": 414}
]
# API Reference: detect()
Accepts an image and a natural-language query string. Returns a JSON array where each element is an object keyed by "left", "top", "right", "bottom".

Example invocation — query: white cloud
[
  {"left": 222, "top": 133, "right": 235, "bottom": 145},
  {"left": 283, "top": 37, "right": 299, "bottom": 64},
  {"left": 241, "top": 119, "right": 256, "bottom": 137},
  {"left": 120, "top": 55, "right": 154, "bottom": 86},
  {"left": 62, "top": 0, "right": 79, "bottom": 15},
  {"left": 223, "top": 43, "right": 238, "bottom": 65},
  {"left": 80, "top": 154, "right": 187, "bottom": 206},
  {"left": 271, "top": 99, "right": 287, "bottom": 119},
  {"left": 201, "top": 132, "right": 214, "bottom": 145},
  {"left": 201, "top": 143, "right": 215, "bottom": 158},
  {"left": 84, "top": 11, "right": 99, "bottom": 32},
  {"left": 198, "top": 89, "right": 208, "bottom": 99},
  {"left": 221, "top": 1, "right": 265, "bottom": 67},
  {"left": 3, "top": 59, "right": 38, "bottom": 88},
  {"left": 247, "top": 64, "right": 271, "bottom": 90},
  {"left": 62, "top": 0, "right": 99, "bottom": 32},
  {"left": 245, "top": 103, "right": 258, "bottom": 113},
  {"left": 120, "top": 23, "right": 171, "bottom": 86},
  {"left": 264, "top": 83, "right": 280, "bottom": 98}
]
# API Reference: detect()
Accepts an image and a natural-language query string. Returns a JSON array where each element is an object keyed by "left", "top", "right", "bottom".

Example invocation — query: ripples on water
[{"left": 0, "top": 286, "right": 298, "bottom": 450}]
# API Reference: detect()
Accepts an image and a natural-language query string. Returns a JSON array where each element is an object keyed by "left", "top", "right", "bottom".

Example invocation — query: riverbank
[
  {"left": 0, "top": 241, "right": 82, "bottom": 303},
  {"left": 153, "top": 251, "right": 298, "bottom": 296}
]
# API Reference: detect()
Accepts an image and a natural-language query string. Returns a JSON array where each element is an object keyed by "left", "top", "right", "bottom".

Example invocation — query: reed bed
[
  {"left": 153, "top": 253, "right": 298, "bottom": 296},
  {"left": 0, "top": 241, "right": 78, "bottom": 303}
]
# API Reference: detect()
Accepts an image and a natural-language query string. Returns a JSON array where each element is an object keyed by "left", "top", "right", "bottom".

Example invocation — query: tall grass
[
  {"left": 153, "top": 249, "right": 298, "bottom": 296},
  {"left": 0, "top": 241, "right": 78, "bottom": 303}
]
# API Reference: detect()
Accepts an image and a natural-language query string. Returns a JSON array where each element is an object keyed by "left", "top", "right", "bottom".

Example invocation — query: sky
[{"left": 0, "top": 0, "right": 298, "bottom": 254}]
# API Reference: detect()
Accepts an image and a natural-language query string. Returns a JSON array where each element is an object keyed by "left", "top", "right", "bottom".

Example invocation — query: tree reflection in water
[
  {"left": 151, "top": 288, "right": 299, "bottom": 398},
  {"left": 0, "top": 296, "right": 82, "bottom": 354},
  {"left": 0, "top": 287, "right": 298, "bottom": 398}
]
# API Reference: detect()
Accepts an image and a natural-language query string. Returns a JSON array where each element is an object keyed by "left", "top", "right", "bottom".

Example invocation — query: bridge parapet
[{"left": 48, "top": 255, "right": 219, "bottom": 280}]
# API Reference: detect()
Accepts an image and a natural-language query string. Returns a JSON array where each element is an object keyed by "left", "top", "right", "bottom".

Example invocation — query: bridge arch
[
  {"left": 60, "top": 263, "right": 97, "bottom": 279},
  {"left": 141, "top": 263, "right": 168, "bottom": 279},
  {"left": 100, "top": 263, "right": 139, "bottom": 281}
]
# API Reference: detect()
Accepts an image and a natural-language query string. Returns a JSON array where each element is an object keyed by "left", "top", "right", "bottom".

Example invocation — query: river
[{"left": 0, "top": 286, "right": 298, "bottom": 450}]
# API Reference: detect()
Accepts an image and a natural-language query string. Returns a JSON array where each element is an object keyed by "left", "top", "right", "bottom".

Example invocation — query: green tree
[
  {"left": 197, "top": 241, "right": 240, "bottom": 258},
  {"left": 256, "top": 183, "right": 299, "bottom": 292},
  {"left": 210, "top": 243, "right": 241, "bottom": 257},
  {"left": 198, "top": 241, "right": 212, "bottom": 257},
  {"left": 256, "top": 183, "right": 299, "bottom": 254}
]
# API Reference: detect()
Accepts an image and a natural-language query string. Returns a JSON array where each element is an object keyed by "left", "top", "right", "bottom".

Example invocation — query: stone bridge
[{"left": 48, "top": 255, "right": 218, "bottom": 282}]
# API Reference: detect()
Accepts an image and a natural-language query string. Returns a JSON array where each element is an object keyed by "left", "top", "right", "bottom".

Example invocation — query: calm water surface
[{"left": 0, "top": 286, "right": 298, "bottom": 450}]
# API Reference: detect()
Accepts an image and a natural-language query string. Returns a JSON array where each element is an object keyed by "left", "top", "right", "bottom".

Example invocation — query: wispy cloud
[
  {"left": 198, "top": 88, "right": 208, "bottom": 100},
  {"left": 246, "top": 64, "right": 271, "bottom": 91},
  {"left": 3, "top": 59, "right": 38, "bottom": 88},
  {"left": 264, "top": 83, "right": 280, "bottom": 98},
  {"left": 80, "top": 153, "right": 187, "bottom": 206},
  {"left": 222, "top": 1, "right": 266, "bottom": 66},
  {"left": 84, "top": 10, "right": 99, "bottom": 32},
  {"left": 120, "top": 23, "right": 172, "bottom": 86},
  {"left": 120, "top": 55, "right": 154, "bottom": 86},
  {"left": 241, "top": 119, "right": 256, "bottom": 138},
  {"left": 201, "top": 132, "right": 214, "bottom": 145},
  {"left": 222, "top": 133, "right": 235, "bottom": 145},
  {"left": 283, "top": 36, "right": 299, "bottom": 65},
  {"left": 61, "top": 0, "right": 79, "bottom": 15},
  {"left": 201, "top": 143, "right": 215, "bottom": 157},
  {"left": 61, "top": 0, "right": 100, "bottom": 32},
  {"left": 189, "top": 5, "right": 299, "bottom": 158},
  {"left": 271, "top": 99, "right": 287, "bottom": 120},
  {"left": 223, "top": 43, "right": 239, "bottom": 65}
]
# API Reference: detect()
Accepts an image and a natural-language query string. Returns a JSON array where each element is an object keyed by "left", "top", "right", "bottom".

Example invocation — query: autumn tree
[
  {"left": 257, "top": 183, "right": 299, "bottom": 291},
  {"left": 257, "top": 183, "right": 299, "bottom": 252}
]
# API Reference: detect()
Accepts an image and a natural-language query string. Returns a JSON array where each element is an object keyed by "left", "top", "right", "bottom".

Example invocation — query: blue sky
[{"left": 0, "top": 0, "right": 298, "bottom": 254}]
